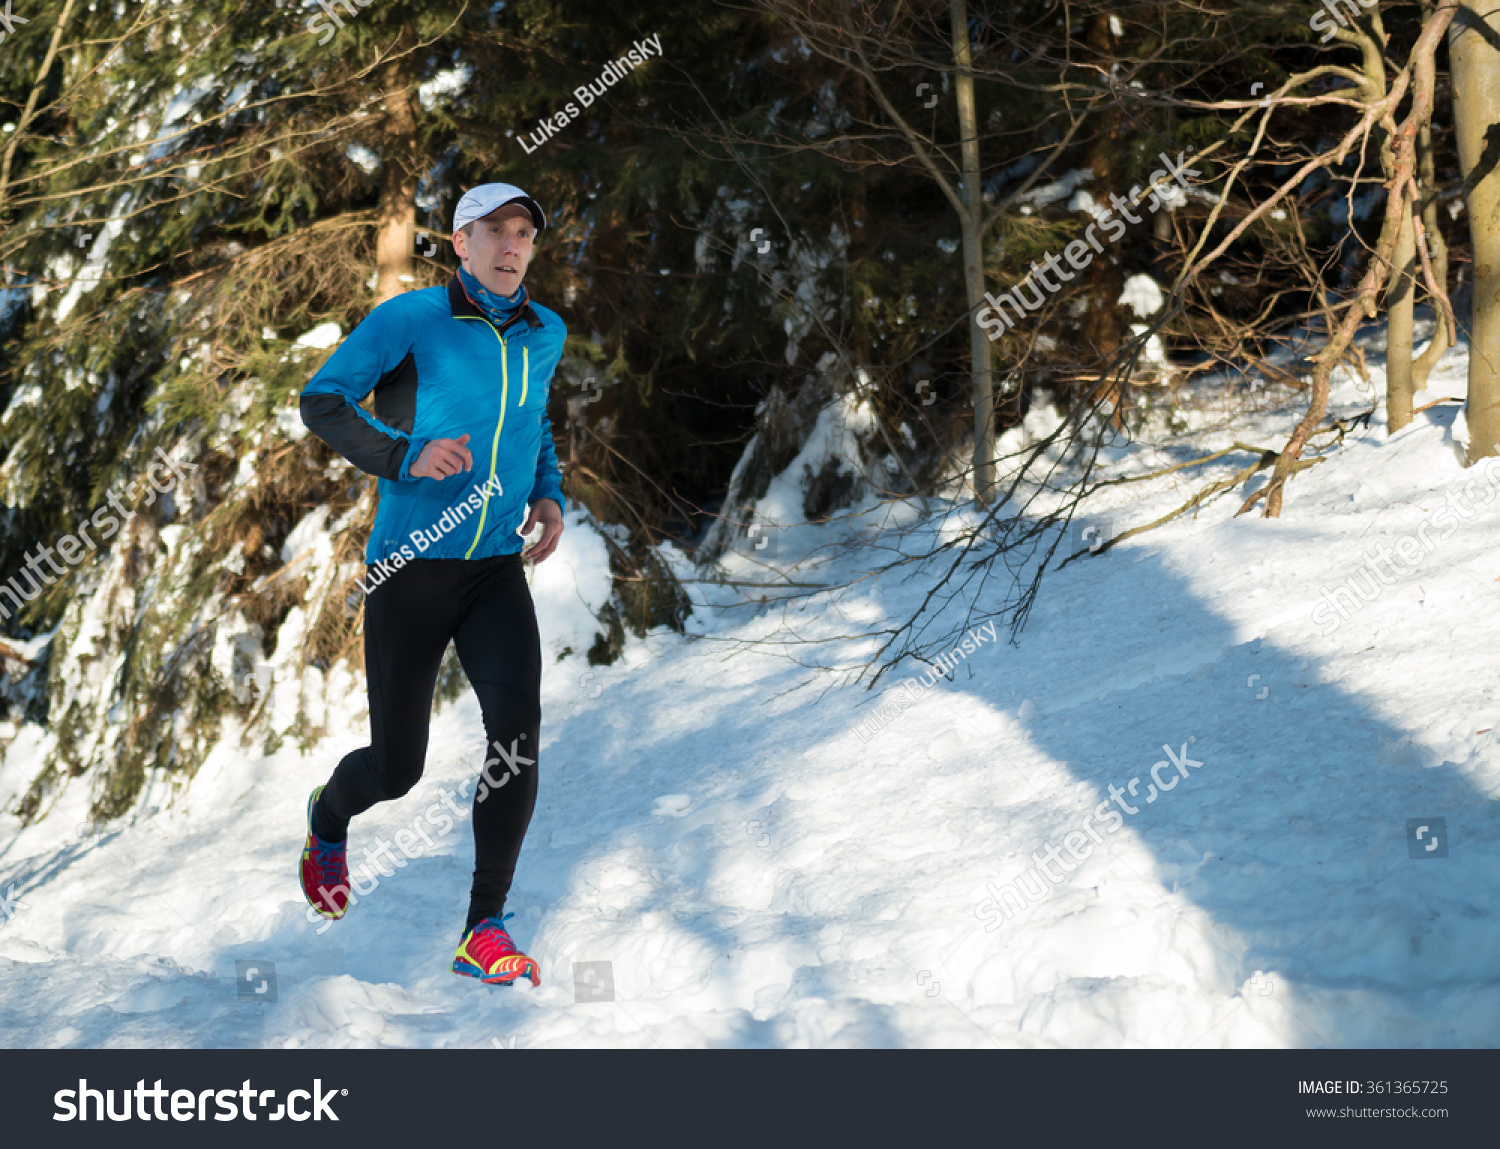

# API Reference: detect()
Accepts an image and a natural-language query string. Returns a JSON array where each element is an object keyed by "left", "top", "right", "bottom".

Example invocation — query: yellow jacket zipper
[{"left": 464, "top": 326, "right": 510, "bottom": 559}]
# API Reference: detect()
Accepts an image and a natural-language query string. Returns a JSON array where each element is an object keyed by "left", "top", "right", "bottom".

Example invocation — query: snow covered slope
[{"left": 1, "top": 340, "right": 1497, "bottom": 1049}]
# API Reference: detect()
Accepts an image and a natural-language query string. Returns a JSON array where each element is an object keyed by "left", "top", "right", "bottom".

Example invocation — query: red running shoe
[
  {"left": 300, "top": 786, "right": 350, "bottom": 920},
  {"left": 452, "top": 914, "right": 541, "bottom": 987}
]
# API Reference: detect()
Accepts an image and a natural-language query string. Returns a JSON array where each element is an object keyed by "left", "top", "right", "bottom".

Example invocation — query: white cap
[{"left": 452, "top": 183, "right": 548, "bottom": 232}]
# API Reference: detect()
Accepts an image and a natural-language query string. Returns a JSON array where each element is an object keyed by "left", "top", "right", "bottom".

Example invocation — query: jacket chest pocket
[{"left": 513, "top": 342, "right": 549, "bottom": 413}]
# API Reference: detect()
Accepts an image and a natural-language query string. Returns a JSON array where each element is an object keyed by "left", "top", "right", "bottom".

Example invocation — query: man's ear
[{"left": 451, "top": 230, "right": 466, "bottom": 262}]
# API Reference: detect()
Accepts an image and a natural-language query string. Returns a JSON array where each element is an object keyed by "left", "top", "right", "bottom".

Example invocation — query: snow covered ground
[{"left": 1, "top": 333, "right": 1498, "bottom": 1048}]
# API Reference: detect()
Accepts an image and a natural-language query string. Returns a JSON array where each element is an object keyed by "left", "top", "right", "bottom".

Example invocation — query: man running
[{"left": 295, "top": 183, "right": 566, "bottom": 988}]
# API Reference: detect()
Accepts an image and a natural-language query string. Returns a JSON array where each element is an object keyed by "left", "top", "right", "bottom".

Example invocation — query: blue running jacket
[{"left": 300, "top": 275, "right": 566, "bottom": 565}]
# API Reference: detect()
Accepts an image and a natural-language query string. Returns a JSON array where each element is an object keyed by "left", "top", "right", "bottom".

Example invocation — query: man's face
[{"left": 452, "top": 203, "right": 535, "bottom": 297}]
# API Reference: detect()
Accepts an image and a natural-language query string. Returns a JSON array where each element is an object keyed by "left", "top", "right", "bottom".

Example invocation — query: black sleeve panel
[
  {"left": 300, "top": 352, "right": 419, "bottom": 481},
  {"left": 371, "top": 350, "right": 419, "bottom": 434}
]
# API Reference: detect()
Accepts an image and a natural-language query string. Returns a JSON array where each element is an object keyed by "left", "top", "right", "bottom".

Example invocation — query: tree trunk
[
  {"left": 1451, "top": 1, "right": 1500, "bottom": 463},
  {"left": 1411, "top": 118, "right": 1452, "bottom": 390},
  {"left": 1251, "top": 0, "right": 1455, "bottom": 515},
  {"left": 1081, "top": 14, "right": 1127, "bottom": 427},
  {"left": 844, "top": 76, "right": 875, "bottom": 396},
  {"left": 1333, "top": 15, "right": 1417, "bottom": 434},
  {"left": 951, "top": 0, "right": 994, "bottom": 506},
  {"left": 1386, "top": 195, "right": 1417, "bottom": 432},
  {"left": 375, "top": 61, "right": 419, "bottom": 305}
]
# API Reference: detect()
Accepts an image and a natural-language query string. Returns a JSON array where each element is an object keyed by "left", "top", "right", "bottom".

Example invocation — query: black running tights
[{"left": 312, "top": 554, "right": 541, "bottom": 935}]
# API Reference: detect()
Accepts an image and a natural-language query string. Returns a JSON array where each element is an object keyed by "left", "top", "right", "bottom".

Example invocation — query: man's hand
[
  {"left": 521, "top": 498, "right": 564, "bottom": 563},
  {"left": 409, "top": 434, "right": 473, "bottom": 480}
]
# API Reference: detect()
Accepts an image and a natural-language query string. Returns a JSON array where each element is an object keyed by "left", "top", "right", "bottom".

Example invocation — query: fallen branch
[
  {"left": 1060, "top": 447, "right": 1324, "bottom": 567},
  {"left": 1096, "top": 441, "right": 1279, "bottom": 487},
  {"left": 1413, "top": 395, "right": 1464, "bottom": 414}
]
